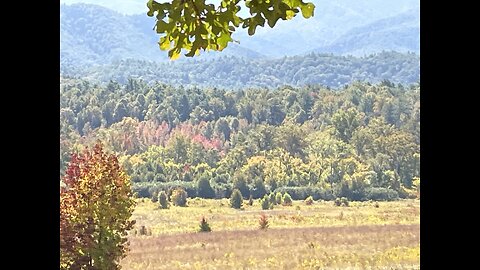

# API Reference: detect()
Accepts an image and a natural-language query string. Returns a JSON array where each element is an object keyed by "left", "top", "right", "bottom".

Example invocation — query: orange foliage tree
[{"left": 60, "top": 142, "right": 136, "bottom": 269}]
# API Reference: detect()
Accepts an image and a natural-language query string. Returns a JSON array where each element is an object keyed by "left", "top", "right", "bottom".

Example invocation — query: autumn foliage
[{"left": 60, "top": 142, "right": 136, "bottom": 269}]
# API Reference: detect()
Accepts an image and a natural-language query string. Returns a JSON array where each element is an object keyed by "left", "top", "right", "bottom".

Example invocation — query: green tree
[
  {"left": 158, "top": 191, "right": 169, "bottom": 209},
  {"left": 233, "top": 175, "right": 249, "bottom": 198},
  {"left": 283, "top": 192, "right": 293, "bottom": 206},
  {"left": 261, "top": 194, "right": 271, "bottom": 210},
  {"left": 171, "top": 187, "right": 188, "bottom": 206},
  {"left": 147, "top": 0, "right": 316, "bottom": 59},
  {"left": 60, "top": 143, "right": 136, "bottom": 269},
  {"left": 230, "top": 188, "right": 243, "bottom": 209},
  {"left": 197, "top": 174, "right": 216, "bottom": 198},
  {"left": 198, "top": 216, "right": 212, "bottom": 232}
]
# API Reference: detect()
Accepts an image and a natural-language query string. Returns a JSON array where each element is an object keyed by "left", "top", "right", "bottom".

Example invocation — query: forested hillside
[
  {"left": 61, "top": 78, "right": 420, "bottom": 201},
  {"left": 61, "top": 51, "right": 419, "bottom": 88},
  {"left": 60, "top": 1, "right": 420, "bottom": 59},
  {"left": 313, "top": 9, "right": 419, "bottom": 56}
]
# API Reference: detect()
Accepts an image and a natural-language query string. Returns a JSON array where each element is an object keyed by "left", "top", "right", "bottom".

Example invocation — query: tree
[
  {"left": 60, "top": 142, "right": 136, "bottom": 270},
  {"left": 171, "top": 187, "right": 189, "bottom": 206},
  {"left": 147, "top": 0, "right": 316, "bottom": 59},
  {"left": 158, "top": 191, "right": 169, "bottom": 209},
  {"left": 198, "top": 216, "right": 212, "bottom": 232},
  {"left": 197, "top": 174, "right": 216, "bottom": 198},
  {"left": 230, "top": 188, "right": 243, "bottom": 209},
  {"left": 283, "top": 192, "right": 293, "bottom": 206},
  {"left": 259, "top": 213, "right": 269, "bottom": 229}
]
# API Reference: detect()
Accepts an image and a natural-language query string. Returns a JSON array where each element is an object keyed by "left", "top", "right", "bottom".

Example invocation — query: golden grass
[{"left": 121, "top": 199, "right": 420, "bottom": 269}]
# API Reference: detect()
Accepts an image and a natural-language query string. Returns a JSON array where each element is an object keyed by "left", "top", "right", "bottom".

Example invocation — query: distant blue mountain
[
  {"left": 60, "top": 1, "right": 420, "bottom": 67},
  {"left": 312, "top": 9, "right": 419, "bottom": 56}
]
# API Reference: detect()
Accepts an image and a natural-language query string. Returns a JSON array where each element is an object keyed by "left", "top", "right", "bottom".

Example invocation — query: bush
[
  {"left": 305, "top": 196, "right": 314, "bottom": 205},
  {"left": 274, "top": 186, "right": 335, "bottom": 201},
  {"left": 364, "top": 187, "right": 399, "bottom": 201},
  {"left": 261, "top": 195, "right": 271, "bottom": 210},
  {"left": 197, "top": 175, "right": 216, "bottom": 199},
  {"left": 275, "top": 192, "right": 283, "bottom": 205},
  {"left": 341, "top": 197, "right": 349, "bottom": 207},
  {"left": 250, "top": 179, "right": 267, "bottom": 199},
  {"left": 269, "top": 192, "right": 276, "bottom": 205},
  {"left": 230, "top": 188, "right": 243, "bottom": 209},
  {"left": 151, "top": 191, "right": 158, "bottom": 203},
  {"left": 212, "top": 183, "right": 232, "bottom": 199},
  {"left": 171, "top": 188, "right": 188, "bottom": 207},
  {"left": 132, "top": 182, "right": 197, "bottom": 199},
  {"left": 259, "top": 213, "right": 269, "bottom": 230},
  {"left": 198, "top": 216, "right": 211, "bottom": 232},
  {"left": 283, "top": 193, "right": 293, "bottom": 206},
  {"left": 334, "top": 198, "right": 342, "bottom": 206},
  {"left": 233, "top": 175, "right": 249, "bottom": 198},
  {"left": 158, "top": 191, "right": 169, "bottom": 209}
]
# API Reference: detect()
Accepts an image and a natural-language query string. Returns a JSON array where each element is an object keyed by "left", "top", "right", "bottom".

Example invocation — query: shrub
[
  {"left": 269, "top": 192, "right": 276, "bottom": 205},
  {"left": 250, "top": 178, "right": 267, "bottom": 199},
  {"left": 212, "top": 183, "right": 232, "bottom": 199},
  {"left": 230, "top": 188, "right": 243, "bottom": 209},
  {"left": 261, "top": 195, "right": 271, "bottom": 210},
  {"left": 283, "top": 193, "right": 293, "bottom": 206},
  {"left": 198, "top": 216, "right": 211, "bottom": 232},
  {"left": 374, "top": 202, "right": 380, "bottom": 208},
  {"left": 274, "top": 186, "right": 335, "bottom": 201},
  {"left": 197, "top": 175, "right": 216, "bottom": 199},
  {"left": 365, "top": 187, "right": 399, "bottom": 201},
  {"left": 341, "top": 197, "right": 349, "bottom": 207},
  {"left": 158, "top": 191, "right": 169, "bottom": 209},
  {"left": 233, "top": 175, "right": 250, "bottom": 198},
  {"left": 171, "top": 188, "right": 188, "bottom": 207},
  {"left": 151, "top": 191, "right": 158, "bottom": 203},
  {"left": 248, "top": 195, "right": 254, "bottom": 206},
  {"left": 334, "top": 198, "right": 342, "bottom": 206},
  {"left": 275, "top": 192, "right": 283, "bottom": 205},
  {"left": 259, "top": 213, "right": 269, "bottom": 230},
  {"left": 305, "top": 196, "right": 314, "bottom": 205},
  {"left": 132, "top": 181, "right": 197, "bottom": 198}
]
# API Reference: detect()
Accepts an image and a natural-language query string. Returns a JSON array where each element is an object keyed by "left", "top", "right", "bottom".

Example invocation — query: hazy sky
[
  {"left": 60, "top": 0, "right": 249, "bottom": 15},
  {"left": 60, "top": 0, "right": 419, "bottom": 16}
]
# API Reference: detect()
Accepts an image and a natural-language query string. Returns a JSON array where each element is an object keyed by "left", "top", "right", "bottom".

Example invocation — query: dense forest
[
  {"left": 60, "top": 77, "right": 420, "bottom": 202},
  {"left": 61, "top": 51, "right": 419, "bottom": 89}
]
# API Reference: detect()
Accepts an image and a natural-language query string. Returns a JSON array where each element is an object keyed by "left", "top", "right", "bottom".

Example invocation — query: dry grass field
[{"left": 120, "top": 199, "right": 420, "bottom": 269}]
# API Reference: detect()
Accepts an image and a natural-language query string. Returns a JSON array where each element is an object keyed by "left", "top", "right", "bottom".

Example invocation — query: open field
[{"left": 121, "top": 199, "right": 420, "bottom": 269}]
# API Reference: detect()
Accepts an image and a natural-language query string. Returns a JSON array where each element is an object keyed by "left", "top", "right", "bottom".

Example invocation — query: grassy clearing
[
  {"left": 121, "top": 199, "right": 420, "bottom": 269},
  {"left": 130, "top": 198, "right": 419, "bottom": 235}
]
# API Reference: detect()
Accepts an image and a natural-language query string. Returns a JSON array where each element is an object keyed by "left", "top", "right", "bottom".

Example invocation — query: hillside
[
  {"left": 61, "top": 51, "right": 419, "bottom": 89},
  {"left": 60, "top": 3, "right": 266, "bottom": 70},
  {"left": 313, "top": 9, "right": 420, "bottom": 56},
  {"left": 60, "top": 1, "right": 420, "bottom": 64}
]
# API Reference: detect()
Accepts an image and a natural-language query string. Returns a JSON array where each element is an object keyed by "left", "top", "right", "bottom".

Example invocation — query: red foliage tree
[{"left": 60, "top": 142, "right": 136, "bottom": 269}]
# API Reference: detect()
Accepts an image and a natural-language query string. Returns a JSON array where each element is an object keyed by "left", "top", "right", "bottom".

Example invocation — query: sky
[
  {"left": 60, "top": 0, "right": 250, "bottom": 16},
  {"left": 60, "top": 0, "right": 419, "bottom": 16}
]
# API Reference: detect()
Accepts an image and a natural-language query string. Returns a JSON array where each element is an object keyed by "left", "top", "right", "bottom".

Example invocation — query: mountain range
[{"left": 60, "top": 0, "right": 420, "bottom": 68}]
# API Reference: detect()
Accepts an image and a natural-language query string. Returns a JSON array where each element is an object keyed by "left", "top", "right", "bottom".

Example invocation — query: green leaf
[
  {"left": 168, "top": 48, "right": 181, "bottom": 60},
  {"left": 156, "top": 20, "right": 169, "bottom": 33},
  {"left": 300, "top": 3, "right": 315, "bottom": 18},
  {"left": 159, "top": 37, "right": 171, "bottom": 50},
  {"left": 217, "top": 33, "right": 233, "bottom": 50},
  {"left": 286, "top": 10, "right": 296, "bottom": 20}
]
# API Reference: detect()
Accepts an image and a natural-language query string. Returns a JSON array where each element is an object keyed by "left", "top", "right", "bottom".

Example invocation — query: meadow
[{"left": 121, "top": 199, "right": 420, "bottom": 269}]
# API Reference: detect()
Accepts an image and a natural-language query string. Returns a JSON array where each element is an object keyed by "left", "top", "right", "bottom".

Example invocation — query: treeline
[
  {"left": 61, "top": 51, "right": 419, "bottom": 89},
  {"left": 60, "top": 78, "right": 420, "bottom": 201}
]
